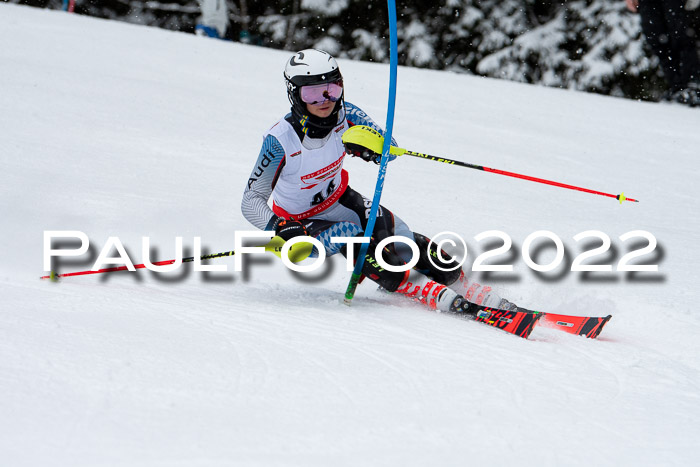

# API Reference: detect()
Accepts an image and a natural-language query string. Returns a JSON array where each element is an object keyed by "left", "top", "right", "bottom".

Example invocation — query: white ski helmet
[{"left": 284, "top": 49, "right": 344, "bottom": 123}]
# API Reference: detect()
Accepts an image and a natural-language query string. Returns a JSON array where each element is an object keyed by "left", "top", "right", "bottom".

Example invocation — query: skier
[
  {"left": 195, "top": 0, "right": 229, "bottom": 39},
  {"left": 241, "top": 49, "right": 506, "bottom": 314}
]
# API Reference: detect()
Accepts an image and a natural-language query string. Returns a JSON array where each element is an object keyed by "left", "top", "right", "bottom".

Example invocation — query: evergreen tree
[{"left": 10, "top": 0, "right": 697, "bottom": 101}]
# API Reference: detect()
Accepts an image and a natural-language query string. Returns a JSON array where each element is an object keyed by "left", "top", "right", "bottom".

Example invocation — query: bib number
[{"left": 311, "top": 179, "right": 336, "bottom": 206}]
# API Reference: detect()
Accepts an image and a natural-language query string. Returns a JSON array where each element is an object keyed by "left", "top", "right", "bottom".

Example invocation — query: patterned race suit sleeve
[
  {"left": 241, "top": 134, "right": 285, "bottom": 230},
  {"left": 344, "top": 101, "right": 398, "bottom": 160}
]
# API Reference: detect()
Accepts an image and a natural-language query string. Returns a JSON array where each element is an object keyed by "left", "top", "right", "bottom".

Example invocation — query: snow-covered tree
[
  {"left": 476, "top": 1, "right": 665, "bottom": 100},
  {"left": 13, "top": 0, "right": 698, "bottom": 100}
]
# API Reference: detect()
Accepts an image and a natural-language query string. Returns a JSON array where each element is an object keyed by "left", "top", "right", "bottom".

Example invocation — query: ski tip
[{"left": 587, "top": 315, "right": 612, "bottom": 339}]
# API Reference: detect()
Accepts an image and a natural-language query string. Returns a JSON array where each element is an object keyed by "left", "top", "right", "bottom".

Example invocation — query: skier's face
[
  {"left": 300, "top": 80, "right": 342, "bottom": 118},
  {"left": 306, "top": 101, "right": 335, "bottom": 118}
]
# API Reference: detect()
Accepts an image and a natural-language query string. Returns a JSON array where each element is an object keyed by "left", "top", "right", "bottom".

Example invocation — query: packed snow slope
[{"left": 2, "top": 4, "right": 700, "bottom": 466}]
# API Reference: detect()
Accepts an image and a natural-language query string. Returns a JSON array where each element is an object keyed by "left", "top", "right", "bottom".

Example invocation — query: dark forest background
[{"left": 7, "top": 0, "right": 700, "bottom": 100}]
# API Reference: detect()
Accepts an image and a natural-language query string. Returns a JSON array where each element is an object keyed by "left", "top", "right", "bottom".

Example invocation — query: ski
[
  {"left": 451, "top": 277, "right": 608, "bottom": 338},
  {"left": 469, "top": 304, "right": 543, "bottom": 339},
  {"left": 531, "top": 312, "right": 612, "bottom": 338}
]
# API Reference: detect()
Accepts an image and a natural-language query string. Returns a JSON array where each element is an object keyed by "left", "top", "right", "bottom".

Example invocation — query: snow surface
[{"left": 2, "top": 4, "right": 700, "bottom": 466}]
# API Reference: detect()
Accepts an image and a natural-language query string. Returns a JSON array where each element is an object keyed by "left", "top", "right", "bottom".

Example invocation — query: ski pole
[
  {"left": 40, "top": 236, "right": 312, "bottom": 281},
  {"left": 342, "top": 125, "right": 638, "bottom": 204}
]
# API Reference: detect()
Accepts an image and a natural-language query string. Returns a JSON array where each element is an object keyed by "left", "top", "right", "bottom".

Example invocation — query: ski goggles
[{"left": 300, "top": 81, "right": 343, "bottom": 105}]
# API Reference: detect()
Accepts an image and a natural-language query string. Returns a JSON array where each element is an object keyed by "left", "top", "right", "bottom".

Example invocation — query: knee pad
[{"left": 412, "top": 233, "right": 462, "bottom": 286}]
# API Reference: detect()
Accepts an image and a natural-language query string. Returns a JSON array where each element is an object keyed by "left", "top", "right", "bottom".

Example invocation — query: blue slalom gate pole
[{"left": 343, "top": 0, "right": 398, "bottom": 304}]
